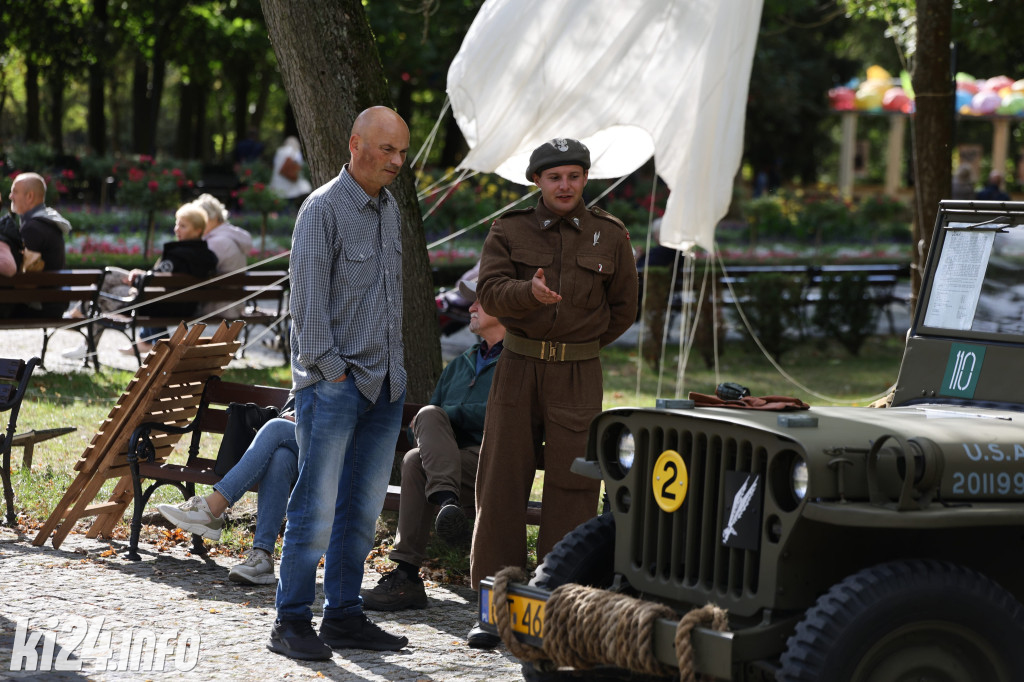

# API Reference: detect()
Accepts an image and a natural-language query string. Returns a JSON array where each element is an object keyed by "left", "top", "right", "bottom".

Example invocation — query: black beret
[{"left": 525, "top": 138, "right": 591, "bottom": 182}]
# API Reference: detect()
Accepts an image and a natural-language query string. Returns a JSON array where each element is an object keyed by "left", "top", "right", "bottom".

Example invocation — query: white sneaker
[
  {"left": 156, "top": 495, "right": 224, "bottom": 540},
  {"left": 229, "top": 548, "right": 276, "bottom": 585},
  {"left": 62, "top": 344, "right": 89, "bottom": 360}
]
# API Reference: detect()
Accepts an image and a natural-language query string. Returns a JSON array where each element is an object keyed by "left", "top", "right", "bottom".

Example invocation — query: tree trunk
[
  {"left": 261, "top": 0, "right": 442, "bottom": 403},
  {"left": 131, "top": 55, "right": 151, "bottom": 154},
  {"left": 233, "top": 70, "right": 250, "bottom": 154},
  {"left": 175, "top": 81, "right": 196, "bottom": 159},
  {"left": 48, "top": 67, "right": 65, "bottom": 155},
  {"left": 25, "top": 59, "right": 41, "bottom": 143},
  {"left": 87, "top": 63, "right": 106, "bottom": 156},
  {"left": 440, "top": 110, "right": 467, "bottom": 168},
  {"left": 87, "top": 0, "right": 109, "bottom": 157},
  {"left": 910, "top": 0, "right": 953, "bottom": 313}
]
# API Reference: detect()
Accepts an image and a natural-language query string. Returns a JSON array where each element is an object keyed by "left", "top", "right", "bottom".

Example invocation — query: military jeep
[{"left": 479, "top": 200, "right": 1024, "bottom": 681}]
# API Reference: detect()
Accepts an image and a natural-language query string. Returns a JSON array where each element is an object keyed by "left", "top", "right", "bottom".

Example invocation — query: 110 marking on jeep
[{"left": 480, "top": 201, "right": 1024, "bottom": 681}]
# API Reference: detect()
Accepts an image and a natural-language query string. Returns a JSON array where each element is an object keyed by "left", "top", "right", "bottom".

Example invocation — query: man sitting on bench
[
  {"left": 361, "top": 279, "right": 505, "bottom": 611},
  {"left": 156, "top": 398, "right": 297, "bottom": 585}
]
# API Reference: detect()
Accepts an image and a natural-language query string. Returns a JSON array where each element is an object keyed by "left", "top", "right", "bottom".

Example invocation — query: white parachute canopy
[{"left": 447, "top": 0, "right": 763, "bottom": 252}]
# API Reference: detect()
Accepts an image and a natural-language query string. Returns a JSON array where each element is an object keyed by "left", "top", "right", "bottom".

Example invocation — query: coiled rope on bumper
[{"left": 490, "top": 566, "right": 729, "bottom": 681}]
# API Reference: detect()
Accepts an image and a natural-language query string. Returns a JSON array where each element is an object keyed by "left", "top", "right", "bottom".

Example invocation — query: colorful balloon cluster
[
  {"left": 828, "top": 65, "right": 1024, "bottom": 116},
  {"left": 955, "top": 74, "right": 1024, "bottom": 116}
]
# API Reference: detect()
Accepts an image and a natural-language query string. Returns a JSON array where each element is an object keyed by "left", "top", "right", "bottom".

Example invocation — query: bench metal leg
[
  {"left": 1, "top": 454, "right": 15, "bottom": 525},
  {"left": 127, "top": 459, "right": 146, "bottom": 560}
]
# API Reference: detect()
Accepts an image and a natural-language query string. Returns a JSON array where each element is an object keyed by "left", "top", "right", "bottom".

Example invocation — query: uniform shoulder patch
[
  {"left": 499, "top": 206, "right": 536, "bottom": 219},
  {"left": 589, "top": 207, "right": 628, "bottom": 232}
]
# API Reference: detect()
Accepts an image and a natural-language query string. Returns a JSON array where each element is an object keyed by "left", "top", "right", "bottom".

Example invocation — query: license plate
[{"left": 480, "top": 584, "right": 546, "bottom": 641}]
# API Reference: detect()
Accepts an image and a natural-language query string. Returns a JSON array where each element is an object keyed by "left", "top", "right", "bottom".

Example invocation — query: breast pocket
[
  {"left": 342, "top": 241, "right": 375, "bottom": 289},
  {"left": 572, "top": 254, "right": 615, "bottom": 309},
  {"left": 510, "top": 247, "right": 552, "bottom": 281}
]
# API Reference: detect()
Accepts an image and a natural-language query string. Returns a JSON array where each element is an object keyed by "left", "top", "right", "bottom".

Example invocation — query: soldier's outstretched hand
[{"left": 531, "top": 268, "right": 562, "bottom": 304}]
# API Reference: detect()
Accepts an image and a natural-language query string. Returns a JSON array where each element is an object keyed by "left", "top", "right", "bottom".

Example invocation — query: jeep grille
[{"left": 605, "top": 418, "right": 772, "bottom": 607}]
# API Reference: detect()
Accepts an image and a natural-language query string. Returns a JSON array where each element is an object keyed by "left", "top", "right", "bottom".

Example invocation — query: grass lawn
[{"left": 8, "top": 334, "right": 905, "bottom": 583}]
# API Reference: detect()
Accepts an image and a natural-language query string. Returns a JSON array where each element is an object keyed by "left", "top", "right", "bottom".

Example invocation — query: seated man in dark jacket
[
  {"left": 361, "top": 279, "right": 505, "bottom": 611},
  {"left": 9, "top": 172, "right": 71, "bottom": 317}
]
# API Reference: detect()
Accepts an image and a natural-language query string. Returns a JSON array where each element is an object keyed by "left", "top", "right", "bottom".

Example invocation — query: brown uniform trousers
[
  {"left": 470, "top": 199, "right": 637, "bottom": 588},
  {"left": 391, "top": 405, "right": 479, "bottom": 568}
]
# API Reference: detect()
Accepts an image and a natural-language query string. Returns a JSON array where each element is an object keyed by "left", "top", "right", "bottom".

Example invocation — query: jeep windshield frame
[{"left": 914, "top": 201, "right": 1024, "bottom": 343}]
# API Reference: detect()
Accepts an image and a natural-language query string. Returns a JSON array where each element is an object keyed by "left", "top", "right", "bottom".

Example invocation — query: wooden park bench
[
  {"left": 122, "top": 379, "right": 422, "bottom": 558},
  {"left": 94, "top": 268, "right": 290, "bottom": 365},
  {"left": 33, "top": 322, "right": 247, "bottom": 552},
  {"left": 0, "top": 270, "right": 105, "bottom": 368}
]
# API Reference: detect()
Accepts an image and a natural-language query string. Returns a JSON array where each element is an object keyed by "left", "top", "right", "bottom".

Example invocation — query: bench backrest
[
  {"left": 133, "top": 270, "right": 289, "bottom": 311},
  {"left": 0, "top": 270, "right": 105, "bottom": 306}
]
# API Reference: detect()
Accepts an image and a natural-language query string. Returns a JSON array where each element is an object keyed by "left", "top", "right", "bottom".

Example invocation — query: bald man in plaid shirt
[{"left": 268, "top": 107, "right": 411, "bottom": 661}]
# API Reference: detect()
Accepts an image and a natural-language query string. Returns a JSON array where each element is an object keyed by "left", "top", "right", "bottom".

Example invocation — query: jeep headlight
[
  {"left": 617, "top": 429, "right": 635, "bottom": 472},
  {"left": 791, "top": 457, "right": 808, "bottom": 500}
]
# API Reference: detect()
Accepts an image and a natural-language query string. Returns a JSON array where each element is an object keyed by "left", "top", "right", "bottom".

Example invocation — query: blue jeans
[
  {"left": 276, "top": 377, "right": 404, "bottom": 622},
  {"left": 212, "top": 418, "right": 298, "bottom": 554}
]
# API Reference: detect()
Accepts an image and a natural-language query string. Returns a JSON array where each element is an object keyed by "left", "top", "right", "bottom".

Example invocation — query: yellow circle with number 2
[{"left": 652, "top": 450, "right": 688, "bottom": 513}]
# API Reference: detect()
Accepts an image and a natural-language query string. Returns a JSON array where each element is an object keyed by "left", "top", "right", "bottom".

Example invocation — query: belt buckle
[{"left": 547, "top": 341, "right": 559, "bottom": 362}]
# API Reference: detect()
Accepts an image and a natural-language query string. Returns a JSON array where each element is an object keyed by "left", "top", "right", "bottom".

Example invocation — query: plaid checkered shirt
[{"left": 288, "top": 166, "right": 405, "bottom": 403}]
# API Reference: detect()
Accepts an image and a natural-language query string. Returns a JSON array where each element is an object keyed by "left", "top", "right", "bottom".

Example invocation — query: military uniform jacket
[{"left": 477, "top": 199, "right": 638, "bottom": 347}]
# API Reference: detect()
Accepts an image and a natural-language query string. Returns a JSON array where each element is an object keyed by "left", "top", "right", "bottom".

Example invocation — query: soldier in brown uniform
[{"left": 467, "top": 138, "right": 638, "bottom": 648}]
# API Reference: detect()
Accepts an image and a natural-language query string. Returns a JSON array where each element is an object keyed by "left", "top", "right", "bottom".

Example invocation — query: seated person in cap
[{"left": 361, "top": 279, "right": 505, "bottom": 611}]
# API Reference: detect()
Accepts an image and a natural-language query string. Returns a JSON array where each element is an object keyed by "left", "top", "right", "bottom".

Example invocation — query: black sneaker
[
  {"left": 467, "top": 620, "right": 501, "bottom": 649},
  {"left": 319, "top": 613, "right": 408, "bottom": 651},
  {"left": 435, "top": 503, "right": 470, "bottom": 546},
  {"left": 361, "top": 570, "right": 428, "bottom": 611},
  {"left": 267, "top": 618, "right": 333, "bottom": 660}
]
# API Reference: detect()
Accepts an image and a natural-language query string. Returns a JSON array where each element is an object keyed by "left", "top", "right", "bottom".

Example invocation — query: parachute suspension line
[
  {"left": 714, "top": 250, "right": 890, "bottom": 405},
  {"left": 421, "top": 167, "right": 474, "bottom": 221},
  {"left": 416, "top": 167, "right": 474, "bottom": 202},
  {"left": 426, "top": 188, "right": 540, "bottom": 249},
  {"left": 676, "top": 253, "right": 707, "bottom": 398},
  {"left": 654, "top": 245, "right": 682, "bottom": 399},
  {"left": 634, "top": 173, "right": 659, "bottom": 400},
  {"left": 410, "top": 97, "right": 451, "bottom": 175},
  {"left": 711, "top": 251, "right": 720, "bottom": 388}
]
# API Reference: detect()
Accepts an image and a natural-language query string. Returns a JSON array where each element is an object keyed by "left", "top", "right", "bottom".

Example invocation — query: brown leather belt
[{"left": 503, "top": 331, "right": 600, "bottom": 362}]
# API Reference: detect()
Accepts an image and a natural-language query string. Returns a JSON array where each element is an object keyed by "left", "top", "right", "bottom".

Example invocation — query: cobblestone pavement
[
  {"left": 0, "top": 529, "right": 523, "bottom": 681},
  {"left": 1, "top": 328, "right": 523, "bottom": 680}
]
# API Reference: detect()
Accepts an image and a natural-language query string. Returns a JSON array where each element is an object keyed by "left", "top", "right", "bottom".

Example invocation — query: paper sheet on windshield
[{"left": 923, "top": 226, "right": 996, "bottom": 330}]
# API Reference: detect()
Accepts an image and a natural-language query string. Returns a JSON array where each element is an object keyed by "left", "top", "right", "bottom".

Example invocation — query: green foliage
[
  {"left": 235, "top": 182, "right": 287, "bottom": 215},
  {"left": 797, "top": 194, "right": 856, "bottom": 245},
  {"left": 418, "top": 170, "right": 527, "bottom": 236},
  {"left": 811, "top": 273, "right": 881, "bottom": 356},
  {"left": 744, "top": 196, "right": 796, "bottom": 243},
  {"left": 5, "top": 142, "right": 55, "bottom": 172},
  {"left": 114, "top": 156, "right": 199, "bottom": 213},
  {"left": 736, "top": 272, "right": 807, "bottom": 361},
  {"left": 856, "top": 194, "right": 913, "bottom": 242}
]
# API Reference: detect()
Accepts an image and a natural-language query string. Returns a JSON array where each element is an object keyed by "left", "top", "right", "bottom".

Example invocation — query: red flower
[{"left": 147, "top": 180, "right": 159, "bottom": 191}]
